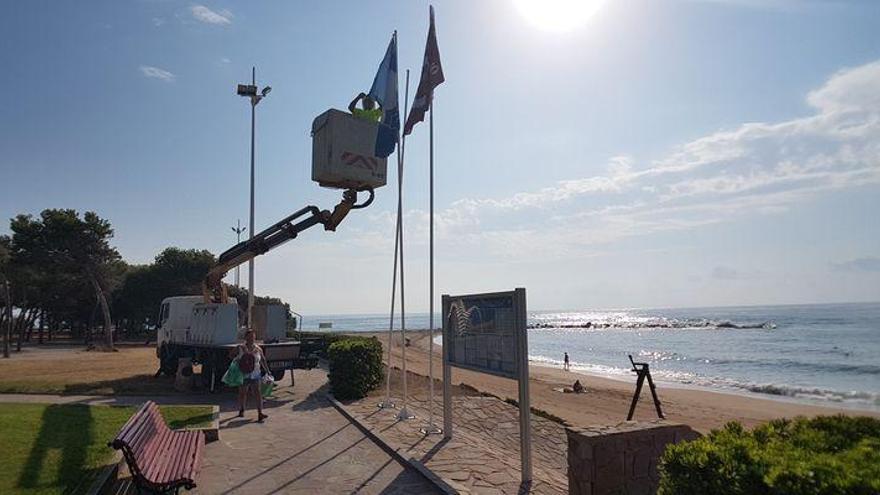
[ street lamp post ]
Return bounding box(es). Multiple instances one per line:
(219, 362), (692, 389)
(237, 67), (271, 328)
(231, 219), (246, 288)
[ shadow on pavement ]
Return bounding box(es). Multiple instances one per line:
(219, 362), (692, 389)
(290, 382), (332, 412)
(218, 422), (354, 494)
(263, 435), (370, 495)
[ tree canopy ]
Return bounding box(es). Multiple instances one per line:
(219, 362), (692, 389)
(2, 209), (294, 350)
(8, 209), (123, 349)
(114, 248), (216, 332)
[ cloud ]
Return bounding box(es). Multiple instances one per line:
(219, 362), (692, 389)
(710, 266), (763, 280)
(139, 65), (175, 82)
(832, 257), (880, 272)
(327, 60), (880, 266)
(190, 5), (232, 25)
(393, 59), (880, 260)
(152, 17), (166, 27)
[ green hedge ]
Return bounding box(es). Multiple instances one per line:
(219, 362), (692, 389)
(295, 331), (375, 358)
(327, 337), (384, 401)
(658, 415), (880, 495)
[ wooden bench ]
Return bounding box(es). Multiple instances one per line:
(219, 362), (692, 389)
(108, 401), (204, 494)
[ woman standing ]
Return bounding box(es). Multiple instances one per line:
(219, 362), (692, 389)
(236, 329), (270, 422)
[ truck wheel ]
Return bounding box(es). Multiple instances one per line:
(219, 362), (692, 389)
(212, 356), (232, 393)
(272, 369), (286, 381)
(158, 345), (178, 376)
(201, 360), (215, 390)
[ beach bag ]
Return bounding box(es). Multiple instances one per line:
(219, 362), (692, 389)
(260, 375), (275, 398)
(222, 360), (244, 387)
(239, 352), (256, 374)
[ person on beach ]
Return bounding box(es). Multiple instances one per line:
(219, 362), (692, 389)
(236, 330), (270, 422)
(563, 352), (570, 371)
(573, 379), (585, 394)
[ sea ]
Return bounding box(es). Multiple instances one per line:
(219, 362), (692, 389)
(303, 302), (880, 411)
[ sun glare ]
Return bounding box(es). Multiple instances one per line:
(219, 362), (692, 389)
(514, 0), (607, 32)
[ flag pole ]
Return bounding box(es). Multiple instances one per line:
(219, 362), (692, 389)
(397, 69), (414, 421)
(379, 176), (400, 410)
(379, 32), (400, 411)
(422, 98), (441, 435)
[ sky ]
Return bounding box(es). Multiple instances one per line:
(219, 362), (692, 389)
(1, 0), (879, 314)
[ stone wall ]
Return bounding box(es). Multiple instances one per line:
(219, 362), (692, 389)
(567, 421), (700, 495)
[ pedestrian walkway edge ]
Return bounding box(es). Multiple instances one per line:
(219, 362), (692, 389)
(327, 394), (459, 495)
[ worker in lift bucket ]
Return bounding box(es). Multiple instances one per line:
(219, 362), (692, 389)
(236, 329), (270, 422)
(348, 92), (382, 123)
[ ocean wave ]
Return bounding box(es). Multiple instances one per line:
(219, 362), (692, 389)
(743, 384), (878, 404)
(689, 356), (880, 375)
(528, 319), (775, 331)
(529, 354), (632, 377)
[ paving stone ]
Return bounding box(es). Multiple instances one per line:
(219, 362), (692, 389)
(189, 369), (438, 494)
(340, 388), (569, 494)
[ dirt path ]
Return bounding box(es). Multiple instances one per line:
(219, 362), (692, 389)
(0, 344), (169, 395)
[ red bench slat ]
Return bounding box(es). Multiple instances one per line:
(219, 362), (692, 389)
(142, 431), (177, 482)
(124, 411), (157, 455)
(157, 431), (185, 484)
(171, 433), (198, 480)
(114, 405), (151, 447)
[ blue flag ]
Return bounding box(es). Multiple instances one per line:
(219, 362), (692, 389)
(368, 33), (399, 158)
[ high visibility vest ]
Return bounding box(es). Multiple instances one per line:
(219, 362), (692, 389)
(352, 108), (382, 123)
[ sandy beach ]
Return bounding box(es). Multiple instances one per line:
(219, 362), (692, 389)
(367, 330), (880, 433)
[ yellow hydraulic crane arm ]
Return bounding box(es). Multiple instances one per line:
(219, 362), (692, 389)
(202, 188), (373, 304)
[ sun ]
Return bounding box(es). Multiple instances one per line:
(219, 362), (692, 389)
(514, 0), (607, 32)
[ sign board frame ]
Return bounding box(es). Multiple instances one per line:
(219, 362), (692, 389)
(442, 289), (521, 379)
(441, 288), (531, 483)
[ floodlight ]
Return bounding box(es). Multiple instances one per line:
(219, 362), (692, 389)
(261, 86), (272, 97)
(237, 84), (257, 97)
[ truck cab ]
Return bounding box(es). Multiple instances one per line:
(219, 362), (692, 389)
(157, 296), (209, 350)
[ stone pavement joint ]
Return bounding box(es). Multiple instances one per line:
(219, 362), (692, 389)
(328, 393), (461, 495)
(337, 389), (569, 495)
(192, 370), (440, 494)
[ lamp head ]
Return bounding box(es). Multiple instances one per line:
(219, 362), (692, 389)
(261, 86), (272, 97)
(237, 84), (257, 97)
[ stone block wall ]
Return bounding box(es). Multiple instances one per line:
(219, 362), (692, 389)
(567, 421), (700, 495)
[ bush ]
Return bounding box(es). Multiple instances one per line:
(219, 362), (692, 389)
(297, 331), (375, 358)
(658, 415), (880, 495)
(327, 337), (384, 401)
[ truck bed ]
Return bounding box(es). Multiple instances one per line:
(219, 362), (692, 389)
(166, 340), (301, 349)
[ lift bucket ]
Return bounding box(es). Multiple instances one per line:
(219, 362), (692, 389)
(311, 109), (388, 190)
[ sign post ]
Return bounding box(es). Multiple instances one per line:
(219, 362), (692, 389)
(441, 288), (531, 484)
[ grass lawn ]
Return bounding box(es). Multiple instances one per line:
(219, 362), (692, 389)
(0, 403), (213, 495)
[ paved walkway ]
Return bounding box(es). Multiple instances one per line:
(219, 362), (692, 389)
(1, 370), (440, 494)
(341, 380), (569, 495)
(195, 371), (437, 494)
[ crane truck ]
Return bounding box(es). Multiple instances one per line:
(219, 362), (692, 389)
(155, 108), (388, 392)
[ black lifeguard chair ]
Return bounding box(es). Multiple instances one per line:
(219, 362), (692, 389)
(626, 354), (665, 421)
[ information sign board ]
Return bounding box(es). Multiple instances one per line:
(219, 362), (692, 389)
(441, 288), (531, 482)
(442, 290), (524, 379)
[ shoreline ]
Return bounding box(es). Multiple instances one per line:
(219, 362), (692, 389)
(408, 328), (879, 414)
(363, 329), (880, 432)
(528, 360), (880, 415)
